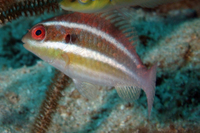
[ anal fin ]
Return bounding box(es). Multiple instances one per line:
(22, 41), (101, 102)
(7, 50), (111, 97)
(73, 79), (100, 100)
(115, 86), (141, 102)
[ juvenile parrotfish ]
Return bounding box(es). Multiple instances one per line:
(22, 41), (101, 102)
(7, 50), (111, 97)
(60, 0), (180, 13)
(22, 11), (157, 117)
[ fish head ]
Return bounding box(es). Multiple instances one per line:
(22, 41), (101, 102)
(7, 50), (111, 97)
(59, 0), (111, 13)
(22, 23), (71, 65)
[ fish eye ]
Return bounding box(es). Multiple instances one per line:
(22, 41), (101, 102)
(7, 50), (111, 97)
(31, 25), (45, 40)
(78, 0), (90, 4)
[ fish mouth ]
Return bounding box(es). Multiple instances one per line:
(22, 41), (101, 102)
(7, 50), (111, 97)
(22, 37), (28, 49)
(22, 34), (28, 44)
(22, 37), (31, 51)
(22, 36), (26, 44)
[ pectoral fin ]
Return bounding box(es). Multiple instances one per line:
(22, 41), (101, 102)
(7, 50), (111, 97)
(115, 86), (141, 102)
(61, 53), (69, 67)
(73, 79), (100, 100)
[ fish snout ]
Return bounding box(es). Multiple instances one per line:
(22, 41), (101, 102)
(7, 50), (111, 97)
(22, 31), (31, 44)
(22, 35), (27, 44)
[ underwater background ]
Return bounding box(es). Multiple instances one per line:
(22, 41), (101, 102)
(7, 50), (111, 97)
(0, 0), (200, 132)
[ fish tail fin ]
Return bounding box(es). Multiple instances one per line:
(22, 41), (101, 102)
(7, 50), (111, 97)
(142, 63), (157, 118)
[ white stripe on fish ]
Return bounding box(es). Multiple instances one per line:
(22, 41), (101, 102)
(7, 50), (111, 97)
(27, 39), (138, 80)
(42, 21), (140, 65)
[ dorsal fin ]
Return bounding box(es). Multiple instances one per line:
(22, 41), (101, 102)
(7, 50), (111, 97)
(98, 9), (143, 65)
(100, 9), (138, 47)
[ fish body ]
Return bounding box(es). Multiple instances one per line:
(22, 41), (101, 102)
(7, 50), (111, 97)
(22, 12), (157, 117)
(60, 0), (179, 13)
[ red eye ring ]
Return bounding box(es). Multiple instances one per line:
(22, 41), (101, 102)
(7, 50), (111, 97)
(31, 25), (46, 40)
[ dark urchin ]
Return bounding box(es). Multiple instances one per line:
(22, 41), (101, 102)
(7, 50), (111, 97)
(31, 70), (71, 133)
(0, 0), (62, 24)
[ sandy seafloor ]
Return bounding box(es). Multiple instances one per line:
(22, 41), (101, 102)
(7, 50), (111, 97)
(0, 4), (200, 133)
